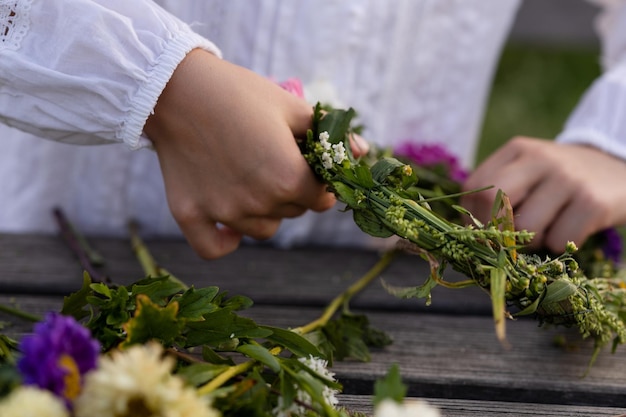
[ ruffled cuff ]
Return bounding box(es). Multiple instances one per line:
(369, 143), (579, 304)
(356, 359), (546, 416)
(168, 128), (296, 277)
(556, 64), (626, 161)
(121, 32), (221, 149)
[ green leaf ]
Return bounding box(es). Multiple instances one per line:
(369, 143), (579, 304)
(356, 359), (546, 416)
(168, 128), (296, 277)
(201, 345), (235, 365)
(513, 292), (543, 317)
(176, 286), (220, 320)
(0, 335), (18, 364)
(373, 363), (407, 406)
(452, 205), (484, 228)
(382, 276), (438, 305)
(302, 330), (336, 365)
(542, 279), (578, 305)
(322, 313), (387, 362)
(490, 262), (508, 346)
(354, 163), (375, 187)
(0, 363), (22, 397)
(236, 344), (281, 372)
(131, 276), (187, 304)
(353, 210), (394, 238)
(184, 309), (272, 347)
(90, 282), (112, 299)
(121, 294), (180, 347)
(220, 295), (254, 311)
(61, 271), (93, 320)
(316, 107), (356, 144)
(279, 370), (297, 411)
(176, 362), (229, 386)
(370, 158), (405, 182)
(262, 326), (322, 358)
(331, 181), (360, 207)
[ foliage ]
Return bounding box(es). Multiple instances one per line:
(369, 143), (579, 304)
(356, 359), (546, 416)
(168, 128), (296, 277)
(302, 103), (626, 367)
(0, 228), (403, 416)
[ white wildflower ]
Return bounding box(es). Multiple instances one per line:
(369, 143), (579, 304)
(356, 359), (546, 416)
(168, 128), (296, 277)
(273, 355), (339, 417)
(319, 131), (332, 150)
(0, 386), (69, 417)
(332, 142), (347, 164)
(375, 398), (441, 417)
(321, 152), (334, 169)
(74, 343), (219, 417)
(303, 79), (348, 109)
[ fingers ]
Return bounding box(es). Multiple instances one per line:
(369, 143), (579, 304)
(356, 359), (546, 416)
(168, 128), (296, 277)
(181, 221), (243, 260)
(512, 176), (570, 249)
(461, 138), (624, 254)
(349, 133), (370, 158)
(292, 175), (336, 212)
(182, 216), (286, 260)
(283, 92), (315, 137)
(541, 190), (611, 253)
(462, 137), (550, 224)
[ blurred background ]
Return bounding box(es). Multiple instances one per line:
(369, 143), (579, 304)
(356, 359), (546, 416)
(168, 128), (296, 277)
(477, 0), (601, 164)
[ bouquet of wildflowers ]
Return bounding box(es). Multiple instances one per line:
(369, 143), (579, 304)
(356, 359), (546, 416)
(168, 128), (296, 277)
(0, 220), (442, 417)
(302, 103), (626, 365)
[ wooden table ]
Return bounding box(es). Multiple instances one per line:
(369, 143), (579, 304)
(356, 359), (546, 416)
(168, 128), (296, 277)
(1, 233), (626, 417)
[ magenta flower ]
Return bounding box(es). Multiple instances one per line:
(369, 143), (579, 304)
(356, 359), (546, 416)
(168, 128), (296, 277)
(394, 141), (468, 183)
(18, 312), (100, 405)
(277, 77), (305, 99)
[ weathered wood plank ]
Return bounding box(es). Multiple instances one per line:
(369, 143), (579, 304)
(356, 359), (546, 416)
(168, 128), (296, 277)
(2, 295), (626, 411)
(339, 395), (626, 417)
(0, 234), (491, 314)
(241, 307), (626, 408)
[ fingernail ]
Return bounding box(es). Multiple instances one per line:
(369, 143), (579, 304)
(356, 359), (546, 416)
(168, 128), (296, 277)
(352, 134), (370, 154)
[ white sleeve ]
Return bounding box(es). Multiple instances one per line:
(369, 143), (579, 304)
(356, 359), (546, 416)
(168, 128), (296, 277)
(0, 0), (221, 149)
(555, 0), (626, 160)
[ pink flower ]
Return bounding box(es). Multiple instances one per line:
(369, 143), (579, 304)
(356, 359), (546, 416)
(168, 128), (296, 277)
(277, 77), (305, 99)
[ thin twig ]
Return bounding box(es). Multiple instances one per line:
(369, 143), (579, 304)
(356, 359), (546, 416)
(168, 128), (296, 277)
(52, 207), (109, 283)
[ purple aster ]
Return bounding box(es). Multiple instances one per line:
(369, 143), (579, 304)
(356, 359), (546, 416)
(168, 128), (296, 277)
(18, 312), (100, 404)
(600, 228), (623, 263)
(394, 141), (469, 182)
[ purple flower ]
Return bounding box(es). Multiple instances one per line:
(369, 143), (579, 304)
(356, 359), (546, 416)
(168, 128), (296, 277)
(18, 312), (100, 404)
(394, 141), (468, 182)
(600, 228), (623, 263)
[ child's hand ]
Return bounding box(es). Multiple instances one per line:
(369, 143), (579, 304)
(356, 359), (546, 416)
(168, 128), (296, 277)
(145, 49), (335, 259)
(460, 136), (626, 253)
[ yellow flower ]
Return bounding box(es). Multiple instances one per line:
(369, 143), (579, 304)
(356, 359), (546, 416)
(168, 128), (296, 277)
(74, 343), (219, 417)
(0, 386), (69, 417)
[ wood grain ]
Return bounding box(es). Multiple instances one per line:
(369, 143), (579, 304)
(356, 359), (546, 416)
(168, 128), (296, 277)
(2, 234), (626, 416)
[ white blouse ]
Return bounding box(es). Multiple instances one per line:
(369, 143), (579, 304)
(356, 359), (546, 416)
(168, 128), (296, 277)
(0, 0), (623, 248)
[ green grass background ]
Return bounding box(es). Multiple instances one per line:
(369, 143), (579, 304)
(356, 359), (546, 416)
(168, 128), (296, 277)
(476, 43), (601, 164)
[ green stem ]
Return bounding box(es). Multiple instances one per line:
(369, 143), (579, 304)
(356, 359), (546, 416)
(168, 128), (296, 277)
(293, 249), (397, 335)
(197, 360), (253, 396)
(0, 304), (41, 323)
(196, 252), (396, 397)
(128, 220), (188, 290)
(197, 346), (281, 396)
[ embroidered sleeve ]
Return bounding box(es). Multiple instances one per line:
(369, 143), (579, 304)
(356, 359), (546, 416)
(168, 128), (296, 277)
(0, 0), (32, 51)
(0, 0), (220, 148)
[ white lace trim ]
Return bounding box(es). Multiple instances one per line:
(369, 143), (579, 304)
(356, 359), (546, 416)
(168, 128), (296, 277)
(0, 0), (33, 51)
